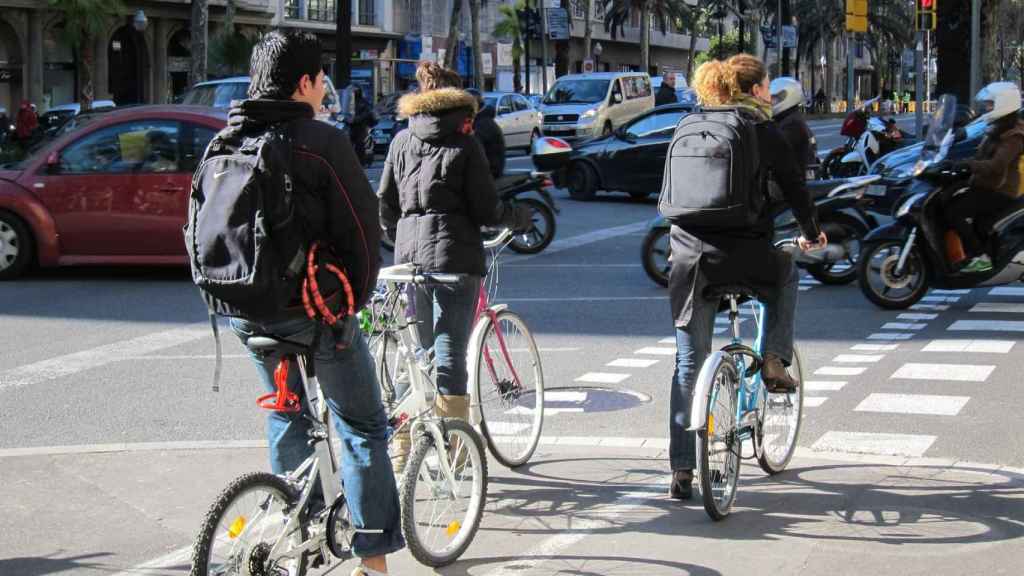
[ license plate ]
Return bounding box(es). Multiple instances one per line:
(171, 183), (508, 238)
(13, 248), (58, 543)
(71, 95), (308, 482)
(866, 184), (888, 197)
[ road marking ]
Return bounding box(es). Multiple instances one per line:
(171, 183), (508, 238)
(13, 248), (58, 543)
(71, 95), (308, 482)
(814, 366), (867, 376)
(949, 319), (1024, 332)
(868, 332), (915, 340)
(635, 347), (677, 356)
(803, 397), (829, 407)
(606, 358), (660, 368)
(852, 343), (900, 351)
(799, 278), (821, 285)
(513, 220), (650, 260)
(575, 372), (631, 384)
(804, 381), (847, 391)
(930, 289), (971, 294)
(882, 322), (928, 330)
(898, 313), (939, 321)
(112, 546), (194, 576)
(484, 421), (533, 435)
(504, 296), (670, 302)
(832, 354), (884, 363)
(970, 302), (1024, 314)
(129, 354), (249, 360)
(799, 286), (812, 292)
(812, 431), (937, 458)
(854, 393), (970, 416)
(891, 362), (995, 382)
(504, 263), (642, 268)
(989, 286), (1024, 296)
(0, 324), (209, 392)
(546, 391), (589, 402)
(922, 295), (960, 302)
(922, 339), (1015, 354)
(658, 337), (676, 344)
(911, 303), (950, 311)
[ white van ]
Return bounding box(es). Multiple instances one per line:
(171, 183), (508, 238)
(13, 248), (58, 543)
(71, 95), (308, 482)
(541, 72), (655, 142)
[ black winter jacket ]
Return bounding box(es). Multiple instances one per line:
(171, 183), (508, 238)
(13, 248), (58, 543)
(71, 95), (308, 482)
(212, 99), (381, 312)
(378, 88), (510, 276)
(668, 110), (820, 327)
(774, 107), (817, 175)
(474, 106), (506, 179)
(655, 83), (677, 106)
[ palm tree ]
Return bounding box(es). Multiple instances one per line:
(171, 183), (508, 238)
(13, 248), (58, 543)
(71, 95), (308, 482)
(469, 0), (483, 87)
(494, 1), (526, 92)
(603, 0), (689, 73)
(47, 0), (124, 110)
(210, 0), (259, 77)
(191, 0), (209, 86)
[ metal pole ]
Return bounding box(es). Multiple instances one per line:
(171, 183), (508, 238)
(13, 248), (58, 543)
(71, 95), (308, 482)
(925, 30), (931, 113)
(776, 0), (782, 74)
(847, 33), (855, 111)
(540, 0), (550, 94)
(970, 0), (981, 100)
(915, 33), (924, 137)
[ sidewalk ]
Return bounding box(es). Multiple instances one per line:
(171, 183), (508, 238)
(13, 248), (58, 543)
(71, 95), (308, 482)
(2, 441), (1023, 576)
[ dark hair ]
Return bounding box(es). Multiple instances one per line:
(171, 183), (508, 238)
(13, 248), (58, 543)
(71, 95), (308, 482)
(248, 30), (323, 100)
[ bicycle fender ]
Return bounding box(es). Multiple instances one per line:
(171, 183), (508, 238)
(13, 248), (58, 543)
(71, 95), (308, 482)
(687, 351), (731, 432)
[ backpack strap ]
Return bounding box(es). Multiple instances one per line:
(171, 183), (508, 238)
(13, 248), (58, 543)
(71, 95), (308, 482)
(209, 311), (223, 392)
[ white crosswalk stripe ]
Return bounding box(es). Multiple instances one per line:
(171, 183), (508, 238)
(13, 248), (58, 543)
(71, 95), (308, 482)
(815, 366), (868, 376)
(949, 319), (1024, 332)
(922, 339), (1015, 354)
(989, 286), (1024, 296)
(910, 303), (950, 311)
(970, 302), (1024, 314)
(812, 431), (937, 458)
(882, 322), (928, 330)
(832, 354), (884, 363)
(803, 397), (829, 407)
(891, 362), (995, 382)
(803, 381), (847, 391)
(606, 358), (660, 368)
(576, 372), (630, 384)
(868, 332), (915, 340)
(635, 347), (676, 356)
(852, 343), (900, 351)
(898, 313), (938, 321)
(854, 393), (970, 416)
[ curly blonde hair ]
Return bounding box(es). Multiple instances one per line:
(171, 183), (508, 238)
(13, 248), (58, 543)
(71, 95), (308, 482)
(415, 61), (464, 91)
(692, 53), (767, 106)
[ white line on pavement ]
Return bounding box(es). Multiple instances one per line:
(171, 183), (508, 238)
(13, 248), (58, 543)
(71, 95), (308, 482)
(832, 354), (884, 363)
(854, 393), (971, 416)
(811, 431), (937, 458)
(989, 286), (1024, 296)
(634, 347), (677, 356)
(658, 337), (676, 344)
(512, 220), (650, 261)
(910, 304), (950, 311)
(575, 372), (631, 384)
(882, 322), (928, 330)
(0, 324), (209, 392)
(803, 397), (829, 407)
(970, 302), (1024, 314)
(815, 366), (868, 376)
(922, 339), (1015, 354)
(949, 319), (1024, 332)
(868, 332), (915, 340)
(852, 343), (900, 351)
(606, 358), (660, 368)
(111, 546), (193, 576)
(929, 289), (971, 295)
(803, 381), (847, 391)
(891, 362), (995, 382)
(898, 313), (939, 321)
(922, 295), (961, 303)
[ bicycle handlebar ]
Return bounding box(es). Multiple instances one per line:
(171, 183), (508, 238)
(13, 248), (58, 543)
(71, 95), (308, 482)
(482, 228), (514, 250)
(378, 263), (463, 285)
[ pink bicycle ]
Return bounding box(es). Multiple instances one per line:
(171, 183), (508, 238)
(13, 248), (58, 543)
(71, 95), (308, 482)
(369, 228), (545, 469)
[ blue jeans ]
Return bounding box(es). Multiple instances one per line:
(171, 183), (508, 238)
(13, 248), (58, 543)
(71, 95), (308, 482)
(669, 262), (799, 471)
(230, 316), (405, 558)
(414, 275), (481, 396)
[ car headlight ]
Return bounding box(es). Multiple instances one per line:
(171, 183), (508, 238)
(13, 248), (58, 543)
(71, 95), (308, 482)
(579, 108), (597, 122)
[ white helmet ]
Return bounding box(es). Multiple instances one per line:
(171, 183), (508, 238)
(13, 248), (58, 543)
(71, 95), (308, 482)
(770, 77), (804, 116)
(974, 82), (1022, 124)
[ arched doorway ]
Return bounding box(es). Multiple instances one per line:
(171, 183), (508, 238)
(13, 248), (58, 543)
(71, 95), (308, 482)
(0, 18), (24, 115)
(167, 29), (191, 102)
(108, 25), (148, 104)
(43, 23), (76, 108)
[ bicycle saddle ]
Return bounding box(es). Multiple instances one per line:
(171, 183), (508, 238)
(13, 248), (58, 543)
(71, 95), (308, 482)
(245, 336), (311, 356)
(703, 284), (758, 301)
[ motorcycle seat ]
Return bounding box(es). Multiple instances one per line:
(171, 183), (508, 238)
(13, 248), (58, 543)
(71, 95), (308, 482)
(494, 173), (532, 191)
(979, 197), (1024, 235)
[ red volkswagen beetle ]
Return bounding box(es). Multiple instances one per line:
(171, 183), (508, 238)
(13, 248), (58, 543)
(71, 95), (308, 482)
(0, 106), (226, 279)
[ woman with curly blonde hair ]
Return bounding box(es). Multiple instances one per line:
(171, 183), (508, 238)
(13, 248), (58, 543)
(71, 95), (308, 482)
(665, 54), (828, 500)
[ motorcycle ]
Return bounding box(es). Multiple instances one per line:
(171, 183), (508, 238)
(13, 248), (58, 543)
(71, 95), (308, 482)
(857, 94), (1024, 309)
(821, 97), (916, 178)
(641, 175), (884, 287)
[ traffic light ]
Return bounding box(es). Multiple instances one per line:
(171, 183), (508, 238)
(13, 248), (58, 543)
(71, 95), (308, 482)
(516, 7), (542, 39)
(845, 0), (868, 33)
(916, 0), (937, 31)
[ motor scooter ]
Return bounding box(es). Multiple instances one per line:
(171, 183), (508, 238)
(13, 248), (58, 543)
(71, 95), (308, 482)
(857, 94), (1024, 309)
(821, 97), (915, 178)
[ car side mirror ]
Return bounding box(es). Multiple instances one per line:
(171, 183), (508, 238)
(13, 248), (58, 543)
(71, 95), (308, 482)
(612, 93), (623, 104)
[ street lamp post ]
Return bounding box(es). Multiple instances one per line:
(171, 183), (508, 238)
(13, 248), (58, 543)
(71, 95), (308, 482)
(133, 9), (148, 32)
(820, 54), (827, 113)
(593, 41), (603, 72)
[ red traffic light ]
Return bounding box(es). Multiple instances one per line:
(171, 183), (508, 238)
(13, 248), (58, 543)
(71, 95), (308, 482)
(920, 0), (934, 9)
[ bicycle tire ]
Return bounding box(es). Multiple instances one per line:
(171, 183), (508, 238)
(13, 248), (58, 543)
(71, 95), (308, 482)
(190, 472), (308, 576)
(475, 310), (545, 468)
(697, 358), (741, 521)
(373, 331), (406, 410)
(756, 346), (805, 475)
(508, 198), (556, 254)
(400, 418), (488, 567)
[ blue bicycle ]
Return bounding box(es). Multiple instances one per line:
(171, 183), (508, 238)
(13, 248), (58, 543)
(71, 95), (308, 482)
(687, 281), (805, 520)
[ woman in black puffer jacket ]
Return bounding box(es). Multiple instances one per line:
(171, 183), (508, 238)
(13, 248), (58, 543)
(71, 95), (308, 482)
(378, 63), (527, 470)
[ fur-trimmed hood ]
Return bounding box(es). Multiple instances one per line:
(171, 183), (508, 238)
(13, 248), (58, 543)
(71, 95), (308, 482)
(398, 88), (479, 143)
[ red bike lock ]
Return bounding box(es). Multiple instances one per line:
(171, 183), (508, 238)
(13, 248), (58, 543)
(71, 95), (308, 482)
(256, 356), (301, 413)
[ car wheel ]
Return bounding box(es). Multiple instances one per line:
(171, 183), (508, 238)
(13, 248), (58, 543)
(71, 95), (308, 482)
(0, 211), (34, 280)
(601, 122), (613, 137)
(567, 162), (598, 201)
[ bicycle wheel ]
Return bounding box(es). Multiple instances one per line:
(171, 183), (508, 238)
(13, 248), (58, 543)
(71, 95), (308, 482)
(190, 472), (307, 576)
(373, 332), (408, 411)
(475, 310), (544, 468)
(697, 358), (741, 521)
(400, 418), (488, 567)
(757, 346), (805, 474)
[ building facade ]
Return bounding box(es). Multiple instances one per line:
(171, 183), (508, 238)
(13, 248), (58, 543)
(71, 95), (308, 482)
(0, 0), (707, 114)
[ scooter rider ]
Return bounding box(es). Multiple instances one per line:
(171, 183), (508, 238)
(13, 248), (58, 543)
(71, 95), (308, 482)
(770, 77), (817, 177)
(466, 88), (506, 179)
(946, 82), (1024, 273)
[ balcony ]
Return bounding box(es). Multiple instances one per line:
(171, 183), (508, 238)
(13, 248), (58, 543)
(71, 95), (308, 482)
(284, 0), (376, 26)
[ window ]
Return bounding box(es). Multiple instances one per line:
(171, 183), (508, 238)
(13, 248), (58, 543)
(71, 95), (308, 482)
(630, 10), (640, 28)
(181, 123), (218, 173)
(593, 0), (605, 21)
(59, 120), (180, 174)
(513, 95), (531, 111)
(498, 95), (513, 113)
(359, 0), (375, 25)
(181, 81), (249, 108)
(625, 110), (685, 139)
(572, 0), (585, 19)
(543, 79), (610, 104)
(409, 0), (422, 32)
(307, 0), (336, 22)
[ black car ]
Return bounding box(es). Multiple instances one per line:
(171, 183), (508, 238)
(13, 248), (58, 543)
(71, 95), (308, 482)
(558, 103), (694, 200)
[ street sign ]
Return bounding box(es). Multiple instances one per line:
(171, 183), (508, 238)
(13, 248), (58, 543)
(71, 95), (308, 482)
(546, 8), (570, 40)
(583, 59), (594, 73)
(483, 53), (493, 75)
(781, 25), (798, 49)
(497, 43), (513, 67)
(846, 0), (868, 33)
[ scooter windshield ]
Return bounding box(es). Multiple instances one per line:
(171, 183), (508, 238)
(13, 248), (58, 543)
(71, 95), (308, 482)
(919, 94), (957, 166)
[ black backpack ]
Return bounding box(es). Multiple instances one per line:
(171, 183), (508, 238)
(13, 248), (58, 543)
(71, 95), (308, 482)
(184, 126), (308, 321)
(658, 108), (765, 229)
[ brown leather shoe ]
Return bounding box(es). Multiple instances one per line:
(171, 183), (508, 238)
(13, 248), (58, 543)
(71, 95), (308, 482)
(762, 354), (798, 393)
(669, 469), (693, 500)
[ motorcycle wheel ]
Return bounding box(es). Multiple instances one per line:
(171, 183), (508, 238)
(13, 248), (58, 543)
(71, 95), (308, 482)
(641, 225), (671, 287)
(857, 240), (929, 309)
(509, 198), (556, 254)
(805, 213), (869, 285)
(820, 148), (850, 179)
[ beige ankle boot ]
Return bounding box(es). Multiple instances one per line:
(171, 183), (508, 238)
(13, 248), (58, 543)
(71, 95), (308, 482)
(435, 394), (471, 469)
(391, 427), (412, 476)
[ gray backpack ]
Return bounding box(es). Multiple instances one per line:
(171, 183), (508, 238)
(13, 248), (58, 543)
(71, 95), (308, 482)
(658, 108), (765, 229)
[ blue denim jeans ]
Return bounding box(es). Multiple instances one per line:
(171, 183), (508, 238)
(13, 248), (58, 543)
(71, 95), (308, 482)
(230, 316), (405, 558)
(414, 275), (481, 396)
(669, 262), (799, 471)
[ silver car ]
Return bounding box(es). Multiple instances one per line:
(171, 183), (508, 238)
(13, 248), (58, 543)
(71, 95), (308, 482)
(482, 92), (543, 152)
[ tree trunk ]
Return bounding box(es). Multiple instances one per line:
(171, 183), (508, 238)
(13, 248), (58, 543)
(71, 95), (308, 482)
(781, 0), (791, 75)
(686, 10), (699, 83)
(583, 0), (592, 59)
(934, 0), (971, 103)
(555, 0), (570, 76)
(513, 39), (523, 93)
(826, 35), (835, 111)
(79, 41), (94, 111)
(190, 0), (209, 85)
(641, 0), (651, 73)
(445, 0), (464, 70)
(336, 0), (352, 87)
(469, 0), (483, 87)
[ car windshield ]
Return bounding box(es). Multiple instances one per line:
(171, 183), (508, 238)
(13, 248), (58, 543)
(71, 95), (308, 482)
(181, 82), (250, 108)
(543, 79), (609, 105)
(1, 113), (101, 170)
